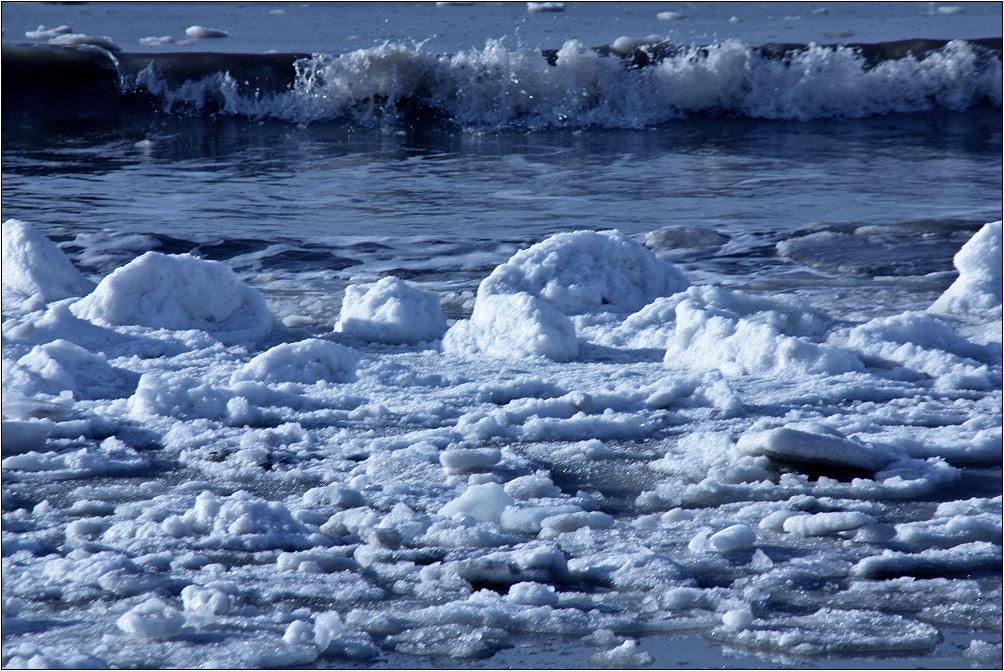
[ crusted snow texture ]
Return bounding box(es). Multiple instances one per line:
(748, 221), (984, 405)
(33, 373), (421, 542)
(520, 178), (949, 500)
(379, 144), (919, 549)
(336, 276), (447, 344)
(477, 229), (689, 315)
(70, 251), (274, 343)
(930, 221), (1002, 315)
(2, 219), (95, 314)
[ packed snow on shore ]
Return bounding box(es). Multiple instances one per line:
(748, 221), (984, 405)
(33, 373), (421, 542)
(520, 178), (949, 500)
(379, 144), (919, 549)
(2, 219), (1001, 668)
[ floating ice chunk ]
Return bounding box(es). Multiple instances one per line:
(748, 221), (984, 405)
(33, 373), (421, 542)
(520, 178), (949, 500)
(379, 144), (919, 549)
(389, 623), (509, 657)
(443, 292), (578, 361)
(721, 607), (754, 631)
(448, 542), (570, 587)
(231, 338), (359, 384)
(25, 24), (73, 39)
(185, 25), (229, 38)
(662, 586), (712, 610)
(589, 639), (654, 668)
(439, 482), (513, 523)
(657, 11), (685, 21)
(116, 597), (185, 640)
(507, 581), (560, 606)
(336, 276), (447, 344)
(503, 472), (562, 500)
(440, 446), (501, 473)
(284, 619), (316, 645)
(737, 423), (894, 477)
(181, 585), (231, 624)
(527, 2), (564, 13)
(930, 221), (1002, 315)
(782, 512), (877, 536)
(711, 608), (940, 656)
(302, 483), (366, 509)
(314, 611), (378, 658)
(478, 230), (688, 315)
(539, 510), (614, 538)
(851, 541), (1003, 579)
(139, 35), (174, 47)
(48, 33), (120, 51)
(71, 252), (274, 343)
(164, 490), (316, 551)
(2, 219), (95, 314)
(706, 524), (757, 552)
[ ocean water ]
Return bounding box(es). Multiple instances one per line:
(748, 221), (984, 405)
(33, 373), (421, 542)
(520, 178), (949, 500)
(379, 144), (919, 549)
(2, 2), (1002, 669)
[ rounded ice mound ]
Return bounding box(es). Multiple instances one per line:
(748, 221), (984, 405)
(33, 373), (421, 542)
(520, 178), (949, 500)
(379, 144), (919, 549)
(231, 338), (359, 384)
(478, 230), (689, 315)
(930, 221), (1002, 315)
(2, 219), (95, 314)
(70, 252), (274, 343)
(442, 292), (578, 361)
(737, 423), (895, 477)
(335, 276), (447, 344)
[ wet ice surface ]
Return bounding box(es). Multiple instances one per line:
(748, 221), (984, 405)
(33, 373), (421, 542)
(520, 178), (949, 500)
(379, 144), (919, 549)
(2, 218), (1001, 669)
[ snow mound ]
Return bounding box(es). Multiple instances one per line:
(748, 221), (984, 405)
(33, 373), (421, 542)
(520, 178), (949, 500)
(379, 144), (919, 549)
(70, 252), (274, 343)
(4, 339), (138, 400)
(443, 292), (578, 361)
(231, 338), (359, 384)
(2, 219), (94, 314)
(478, 230), (688, 315)
(930, 221), (1002, 315)
(664, 298), (862, 376)
(336, 276), (447, 344)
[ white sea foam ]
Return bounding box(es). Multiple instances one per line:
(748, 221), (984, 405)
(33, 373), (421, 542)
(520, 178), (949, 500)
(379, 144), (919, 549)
(127, 39), (1002, 128)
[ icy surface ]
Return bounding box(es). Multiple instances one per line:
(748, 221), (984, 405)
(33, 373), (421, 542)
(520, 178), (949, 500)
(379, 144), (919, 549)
(1, 223), (1000, 668)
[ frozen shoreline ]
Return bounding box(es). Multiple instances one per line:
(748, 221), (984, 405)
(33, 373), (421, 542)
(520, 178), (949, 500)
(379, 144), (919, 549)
(3, 218), (1000, 668)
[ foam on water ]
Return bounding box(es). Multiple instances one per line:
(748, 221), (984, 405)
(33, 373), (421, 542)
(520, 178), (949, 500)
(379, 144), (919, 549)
(118, 38), (1001, 129)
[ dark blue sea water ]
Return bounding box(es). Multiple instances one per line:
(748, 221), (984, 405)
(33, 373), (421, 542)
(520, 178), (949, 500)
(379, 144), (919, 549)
(2, 3), (1002, 669)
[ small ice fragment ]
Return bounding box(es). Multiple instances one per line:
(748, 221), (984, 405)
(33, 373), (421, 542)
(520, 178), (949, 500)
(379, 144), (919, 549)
(657, 11), (684, 20)
(782, 511), (877, 537)
(26, 24), (73, 39)
(721, 607), (754, 631)
(589, 639), (654, 668)
(139, 36), (174, 47)
(440, 447), (501, 473)
(707, 524), (757, 552)
(185, 25), (229, 38)
(284, 619), (316, 646)
(507, 581), (559, 606)
(48, 34), (120, 51)
(612, 36), (641, 54)
(438, 482), (513, 523)
(810, 8), (830, 14)
(116, 597), (185, 640)
(728, 15), (741, 24)
(527, 2), (565, 13)
(937, 5), (964, 14)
